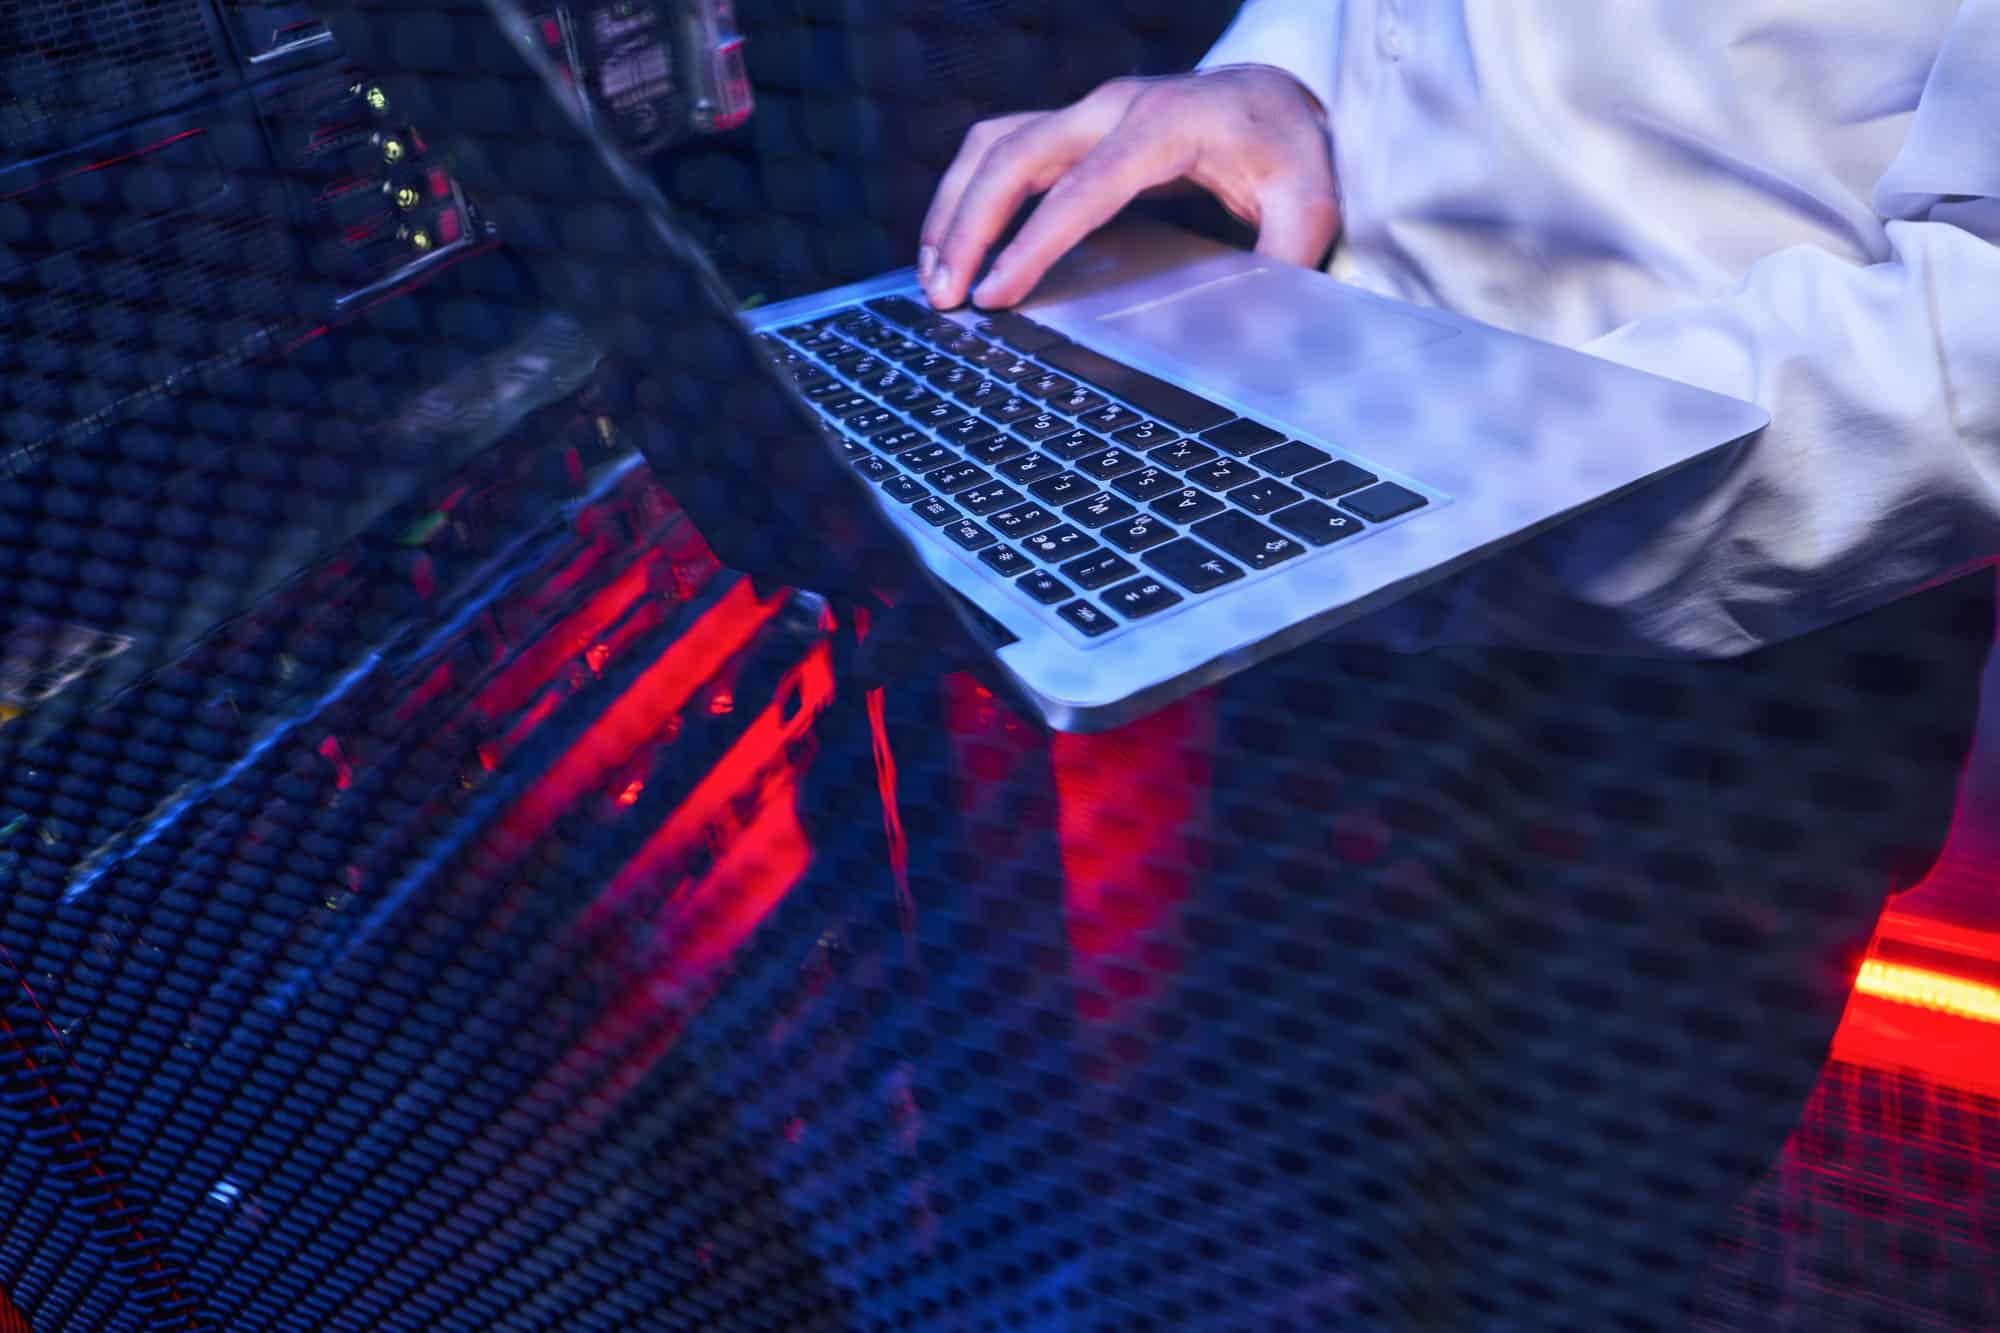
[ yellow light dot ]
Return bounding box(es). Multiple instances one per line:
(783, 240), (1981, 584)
(382, 138), (405, 163)
(365, 86), (389, 113)
(410, 230), (433, 252)
(395, 186), (420, 209)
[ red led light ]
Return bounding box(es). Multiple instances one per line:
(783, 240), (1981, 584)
(617, 780), (644, 807)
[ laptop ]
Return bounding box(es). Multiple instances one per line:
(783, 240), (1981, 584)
(323, 0), (1771, 734)
(742, 229), (1767, 729)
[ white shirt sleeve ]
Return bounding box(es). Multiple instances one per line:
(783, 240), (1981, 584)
(1347, 0), (2000, 658)
(1195, 0), (1342, 122)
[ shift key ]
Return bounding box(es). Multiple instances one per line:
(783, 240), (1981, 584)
(1191, 511), (1305, 569)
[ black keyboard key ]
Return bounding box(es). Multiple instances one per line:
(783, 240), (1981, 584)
(1020, 524), (1097, 564)
(1045, 428), (1106, 461)
(981, 546), (1034, 577)
(836, 436), (868, 459)
(1079, 403), (1147, 433)
(964, 343), (1018, 370)
(964, 435), (1031, 467)
(1023, 371), (1076, 400)
(912, 496), (961, 525)
(1038, 342), (1235, 433)
(959, 481), (1025, 515)
(1185, 458), (1258, 492)
(1150, 437), (1218, 469)
(1151, 487), (1226, 523)
(1103, 514), (1176, 553)
(1230, 477), (1303, 515)
(1200, 419), (1285, 455)
(1191, 511), (1306, 569)
(944, 332), (997, 360)
(789, 366), (833, 393)
(959, 378), (1009, 410)
(846, 355), (888, 381)
(855, 456), (897, 481)
(881, 475), (928, 502)
(1014, 413), (1073, 443)
(872, 426), (929, 454)
(1065, 491), (1137, 528)
(1029, 471), (1094, 504)
(912, 400), (970, 430)
(1017, 570), (1072, 605)
(865, 295), (931, 328)
(822, 343), (869, 370)
(1113, 421), (1178, 450)
(1112, 466), (1181, 502)
(853, 367), (907, 397)
(848, 409), (899, 435)
(942, 518), (997, 551)
(941, 416), (1001, 448)
(990, 356), (1041, 384)
(1057, 600), (1117, 637)
(1272, 500), (1366, 546)
(848, 325), (901, 354)
(1103, 575), (1185, 620)
(1340, 482), (1429, 522)
(906, 351), (953, 377)
(889, 340), (942, 367)
(990, 502), (1061, 538)
(1250, 440), (1333, 477)
(1294, 460), (1377, 499)
(984, 395), (1040, 425)
(1077, 447), (1145, 482)
(1051, 386), (1108, 417)
(883, 376), (937, 406)
(1061, 551), (1138, 590)
(900, 444), (957, 471)
(980, 312), (1069, 355)
(927, 462), (992, 493)
(1144, 539), (1246, 593)
(825, 394), (882, 420)
(998, 453), (1065, 486)
(927, 364), (982, 394)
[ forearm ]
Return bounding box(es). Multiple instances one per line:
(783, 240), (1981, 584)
(1352, 206), (2000, 657)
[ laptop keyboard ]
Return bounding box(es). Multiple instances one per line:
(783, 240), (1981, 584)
(757, 294), (1432, 643)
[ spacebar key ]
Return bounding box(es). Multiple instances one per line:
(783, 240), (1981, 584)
(1037, 343), (1236, 434)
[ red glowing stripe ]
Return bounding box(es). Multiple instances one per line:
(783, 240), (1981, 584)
(0, 129), (205, 204)
(0, 1284), (31, 1332)
(489, 578), (782, 857)
(582, 640), (834, 950)
(472, 553), (651, 720)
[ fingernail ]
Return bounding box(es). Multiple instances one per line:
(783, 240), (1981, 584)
(917, 244), (938, 284)
(926, 262), (953, 307)
(971, 269), (1003, 308)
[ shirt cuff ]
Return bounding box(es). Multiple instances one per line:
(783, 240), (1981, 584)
(1195, 1), (1342, 126)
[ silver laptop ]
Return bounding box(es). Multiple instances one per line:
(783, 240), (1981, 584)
(745, 218), (1767, 732)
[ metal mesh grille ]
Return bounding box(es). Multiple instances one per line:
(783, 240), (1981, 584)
(0, 2), (226, 141)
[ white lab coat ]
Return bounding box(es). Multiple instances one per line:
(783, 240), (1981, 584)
(1199, 0), (2000, 656)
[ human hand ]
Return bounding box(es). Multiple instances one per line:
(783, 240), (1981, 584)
(918, 65), (1340, 311)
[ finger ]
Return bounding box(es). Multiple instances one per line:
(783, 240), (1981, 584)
(918, 112), (1038, 290)
(1249, 173), (1341, 270)
(928, 109), (1102, 309)
(970, 112), (1194, 309)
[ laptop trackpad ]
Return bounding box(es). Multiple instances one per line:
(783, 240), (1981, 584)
(1096, 266), (1458, 397)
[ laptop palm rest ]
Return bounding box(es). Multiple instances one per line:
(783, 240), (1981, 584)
(1094, 265), (1459, 395)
